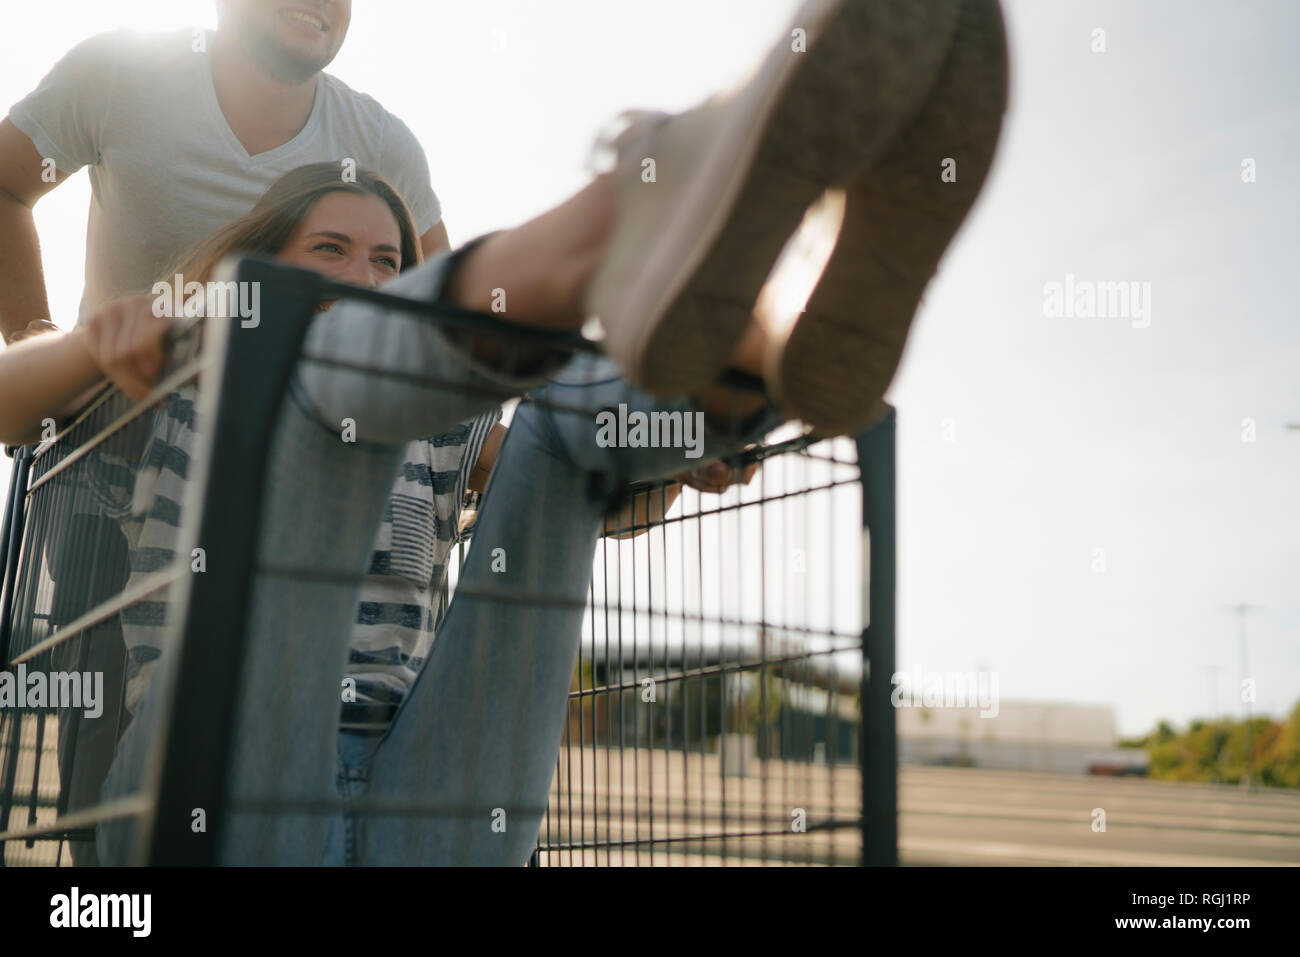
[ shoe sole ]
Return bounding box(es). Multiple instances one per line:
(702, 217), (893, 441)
(586, 0), (966, 399)
(769, 0), (1010, 435)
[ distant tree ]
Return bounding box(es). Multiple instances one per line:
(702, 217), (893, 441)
(1134, 703), (1299, 789)
(1259, 702), (1300, 788)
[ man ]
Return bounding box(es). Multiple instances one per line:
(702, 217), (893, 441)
(0, 0), (448, 344)
(0, 0), (447, 866)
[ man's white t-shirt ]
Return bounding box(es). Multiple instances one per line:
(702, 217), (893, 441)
(10, 27), (441, 321)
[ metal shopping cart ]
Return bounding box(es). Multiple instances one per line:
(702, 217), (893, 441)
(0, 258), (897, 866)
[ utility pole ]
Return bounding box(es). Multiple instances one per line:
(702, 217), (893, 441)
(1198, 664), (1224, 782)
(1230, 603), (1260, 790)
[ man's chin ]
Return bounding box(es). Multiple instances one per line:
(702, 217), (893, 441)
(268, 50), (333, 84)
(248, 33), (338, 83)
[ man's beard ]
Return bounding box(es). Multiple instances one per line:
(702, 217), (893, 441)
(244, 26), (338, 84)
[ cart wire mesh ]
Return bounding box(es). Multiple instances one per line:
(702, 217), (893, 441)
(0, 351), (205, 866)
(534, 434), (865, 866)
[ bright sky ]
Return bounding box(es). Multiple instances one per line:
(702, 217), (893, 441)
(2, 0), (1297, 737)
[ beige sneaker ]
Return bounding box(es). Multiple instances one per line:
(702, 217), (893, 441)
(765, 0), (1010, 436)
(584, 0), (968, 399)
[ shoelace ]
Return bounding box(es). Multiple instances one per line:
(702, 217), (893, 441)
(585, 108), (673, 176)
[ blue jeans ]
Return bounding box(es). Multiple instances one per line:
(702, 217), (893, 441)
(98, 246), (780, 866)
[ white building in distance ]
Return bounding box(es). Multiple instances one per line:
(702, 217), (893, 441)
(897, 700), (1119, 774)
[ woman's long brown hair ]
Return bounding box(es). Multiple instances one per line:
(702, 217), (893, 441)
(162, 162), (423, 286)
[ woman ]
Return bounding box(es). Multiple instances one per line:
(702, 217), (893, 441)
(0, 0), (1007, 862)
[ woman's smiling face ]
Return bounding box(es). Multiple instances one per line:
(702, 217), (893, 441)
(278, 190), (404, 310)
